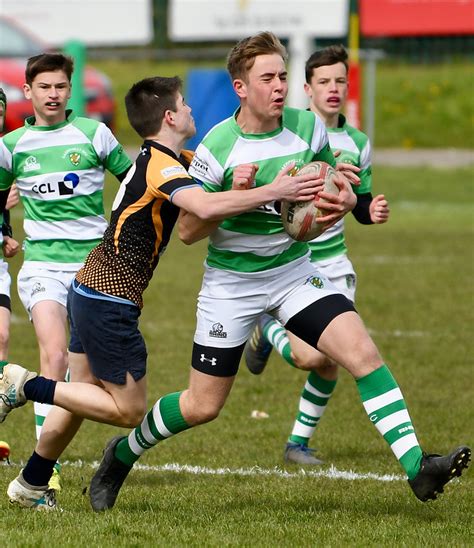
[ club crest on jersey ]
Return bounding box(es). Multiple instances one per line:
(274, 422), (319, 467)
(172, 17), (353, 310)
(69, 152), (81, 166)
(306, 276), (324, 289)
(281, 158), (305, 176)
(209, 322), (227, 339)
(23, 155), (41, 173)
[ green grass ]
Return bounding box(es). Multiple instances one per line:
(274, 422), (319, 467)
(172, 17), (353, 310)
(0, 165), (473, 546)
(89, 58), (474, 149)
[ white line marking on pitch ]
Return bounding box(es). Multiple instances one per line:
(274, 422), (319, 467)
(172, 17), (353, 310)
(3, 460), (403, 483)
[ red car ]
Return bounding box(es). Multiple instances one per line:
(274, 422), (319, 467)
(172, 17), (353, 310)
(0, 16), (116, 134)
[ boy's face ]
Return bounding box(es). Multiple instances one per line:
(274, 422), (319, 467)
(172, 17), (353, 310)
(172, 92), (196, 139)
(23, 70), (71, 126)
(304, 61), (348, 120)
(235, 53), (288, 124)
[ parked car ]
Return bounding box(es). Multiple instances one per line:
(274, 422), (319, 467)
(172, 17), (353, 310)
(0, 15), (116, 134)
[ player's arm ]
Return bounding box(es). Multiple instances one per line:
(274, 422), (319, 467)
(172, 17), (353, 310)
(178, 163), (260, 244)
(310, 121), (356, 224)
(175, 163), (324, 243)
(178, 210), (220, 244)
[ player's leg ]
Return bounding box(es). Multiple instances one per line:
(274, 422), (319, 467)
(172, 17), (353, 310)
(284, 333), (337, 464)
(283, 257), (355, 464)
(1, 285), (149, 426)
(0, 261), (12, 360)
(286, 297), (470, 500)
(0, 301), (11, 360)
(17, 269), (72, 441)
(89, 268), (257, 511)
(7, 352), (95, 509)
(89, 344), (242, 512)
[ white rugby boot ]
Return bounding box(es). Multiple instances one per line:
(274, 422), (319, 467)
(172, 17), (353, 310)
(7, 473), (57, 511)
(0, 361), (37, 423)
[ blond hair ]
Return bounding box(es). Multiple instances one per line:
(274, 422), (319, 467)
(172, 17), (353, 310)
(227, 31), (287, 81)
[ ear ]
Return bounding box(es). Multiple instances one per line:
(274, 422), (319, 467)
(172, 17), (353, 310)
(23, 83), (32, 100)
(164, 109), (175, 127)
(233, 78), (247, 100)
(303, 82), (312, 99)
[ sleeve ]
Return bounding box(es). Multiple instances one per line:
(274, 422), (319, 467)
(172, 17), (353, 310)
(188, 143), (224, 193)
(351, 192), (374, 225)
(147, 150), (200, 203)
(92, 123), (133, 176)
(310, 114), (337, 168)
(355, 139), (372, 195)
(0, 139), (15, 193)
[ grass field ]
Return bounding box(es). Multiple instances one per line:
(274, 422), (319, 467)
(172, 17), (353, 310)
(89, 59), (474, 149)
(0, 164), (473, 546)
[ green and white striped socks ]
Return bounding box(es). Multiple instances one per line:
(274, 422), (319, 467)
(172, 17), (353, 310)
(357, 365), (423, 479)
(288, 371), (337, 446)
(115, 392), (190, 467)
(263, 318), (295, 366)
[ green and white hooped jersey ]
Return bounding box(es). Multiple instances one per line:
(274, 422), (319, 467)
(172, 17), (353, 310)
(0, 111), (132, 270)
(189, 107), (335, 274)
(309, 114), (372, 261)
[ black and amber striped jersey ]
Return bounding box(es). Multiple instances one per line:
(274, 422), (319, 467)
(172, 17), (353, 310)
(76, 140), (199, 308)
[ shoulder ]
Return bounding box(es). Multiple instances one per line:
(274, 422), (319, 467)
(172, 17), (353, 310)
(343, 121), (370, 149)
(283, 106), (317, 127)
(1, 126), (28, 153)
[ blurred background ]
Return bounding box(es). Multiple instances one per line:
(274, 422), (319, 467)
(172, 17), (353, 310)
(1, 0), (473, 152)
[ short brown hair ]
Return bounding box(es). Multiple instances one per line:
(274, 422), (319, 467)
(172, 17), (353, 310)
(227, 31), (287, 81)
(125, 76), (182, 138)
(25, 53), (74, 85)
(305, 45), (348, 83)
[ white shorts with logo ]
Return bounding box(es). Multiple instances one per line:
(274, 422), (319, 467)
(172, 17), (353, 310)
(313, 254), (356, 303)
(18, 265), (78, 319)
(194, 256), (341, 348)
(0, 260), (11, 298)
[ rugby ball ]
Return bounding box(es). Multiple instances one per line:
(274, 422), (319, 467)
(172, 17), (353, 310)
(281, 161), (339, 241)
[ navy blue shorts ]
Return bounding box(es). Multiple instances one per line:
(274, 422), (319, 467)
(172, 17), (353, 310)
(67, 284), (147, 385)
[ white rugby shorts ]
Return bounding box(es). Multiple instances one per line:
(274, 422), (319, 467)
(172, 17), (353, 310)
(194, 256), (341, 348)
(312, 254), (357, 303)
(0, 260), (11, 299)
(18, 266), (77, 318)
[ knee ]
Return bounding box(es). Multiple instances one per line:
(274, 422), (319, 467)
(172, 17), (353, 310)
(41, 348), (69, 379)
(115, 404), (147, 429)
(187, 399), (222, 426)
(0, 326), (9, 357)
(293, 348), (327, 371)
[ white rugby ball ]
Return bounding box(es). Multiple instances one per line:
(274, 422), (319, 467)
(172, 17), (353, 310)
(281, 161), (339, 241)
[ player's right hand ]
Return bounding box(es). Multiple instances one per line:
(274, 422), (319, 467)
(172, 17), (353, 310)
(270, 162), (325, 203)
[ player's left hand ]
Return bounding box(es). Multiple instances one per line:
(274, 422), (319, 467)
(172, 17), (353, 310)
(2, 236), (20, 258)
(314, 173), (357, 229)
(369, 194), (390, 224)
(232, 164), (259, 190)
(335, 159), (360, 186)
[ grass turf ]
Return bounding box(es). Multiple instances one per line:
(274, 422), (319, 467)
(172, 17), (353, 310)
(0, 164), (472, 546)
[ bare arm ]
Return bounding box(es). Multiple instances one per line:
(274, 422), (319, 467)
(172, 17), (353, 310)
(178, 209), (221, 245)
(178, 163), (261, 245)
(175, 163), (325, 243)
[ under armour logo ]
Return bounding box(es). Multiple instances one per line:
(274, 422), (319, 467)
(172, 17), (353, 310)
(200, 354), (217, 366)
